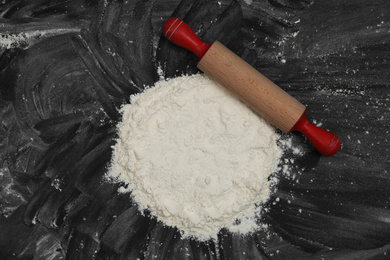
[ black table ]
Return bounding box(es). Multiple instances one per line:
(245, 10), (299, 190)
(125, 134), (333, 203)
(0, 0), (389, 259)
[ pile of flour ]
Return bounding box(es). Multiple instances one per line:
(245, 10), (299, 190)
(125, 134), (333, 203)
(107, 74), (282, 241)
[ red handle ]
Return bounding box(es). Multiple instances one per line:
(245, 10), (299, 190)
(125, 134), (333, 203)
(291, 112), (340, 156)
(162, 17), (211, 60)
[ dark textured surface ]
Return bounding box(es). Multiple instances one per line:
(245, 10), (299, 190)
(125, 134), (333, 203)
(0, 0), (389, 259)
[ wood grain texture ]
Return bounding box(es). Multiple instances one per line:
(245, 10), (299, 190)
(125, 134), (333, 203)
(198, 41), (305, 132)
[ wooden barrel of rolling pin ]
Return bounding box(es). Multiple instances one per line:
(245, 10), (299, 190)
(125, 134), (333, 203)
(198, 41), (305, 133)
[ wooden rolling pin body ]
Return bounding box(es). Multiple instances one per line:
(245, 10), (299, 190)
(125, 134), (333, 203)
(162, 17), (340, 156)
(199, 42), (305, 133)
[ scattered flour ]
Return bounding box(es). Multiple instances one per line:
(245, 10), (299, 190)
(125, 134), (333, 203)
(243, 0), (253, 5)
(0, 29), (79, 49)
(107, 74), (283, 241)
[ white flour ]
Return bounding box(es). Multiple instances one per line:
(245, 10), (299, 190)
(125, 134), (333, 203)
(0, 29), (79, 49)
(107, 74), (282, 241)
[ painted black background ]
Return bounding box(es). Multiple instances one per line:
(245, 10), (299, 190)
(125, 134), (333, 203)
(0, 0), (389, 259)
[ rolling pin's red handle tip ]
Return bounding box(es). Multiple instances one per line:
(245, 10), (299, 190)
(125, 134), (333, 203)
(162, 17), (211, 60)
(291, 112), (340, 156)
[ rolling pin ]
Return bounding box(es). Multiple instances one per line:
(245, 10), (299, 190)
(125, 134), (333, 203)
(162, 17), (340, 156)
